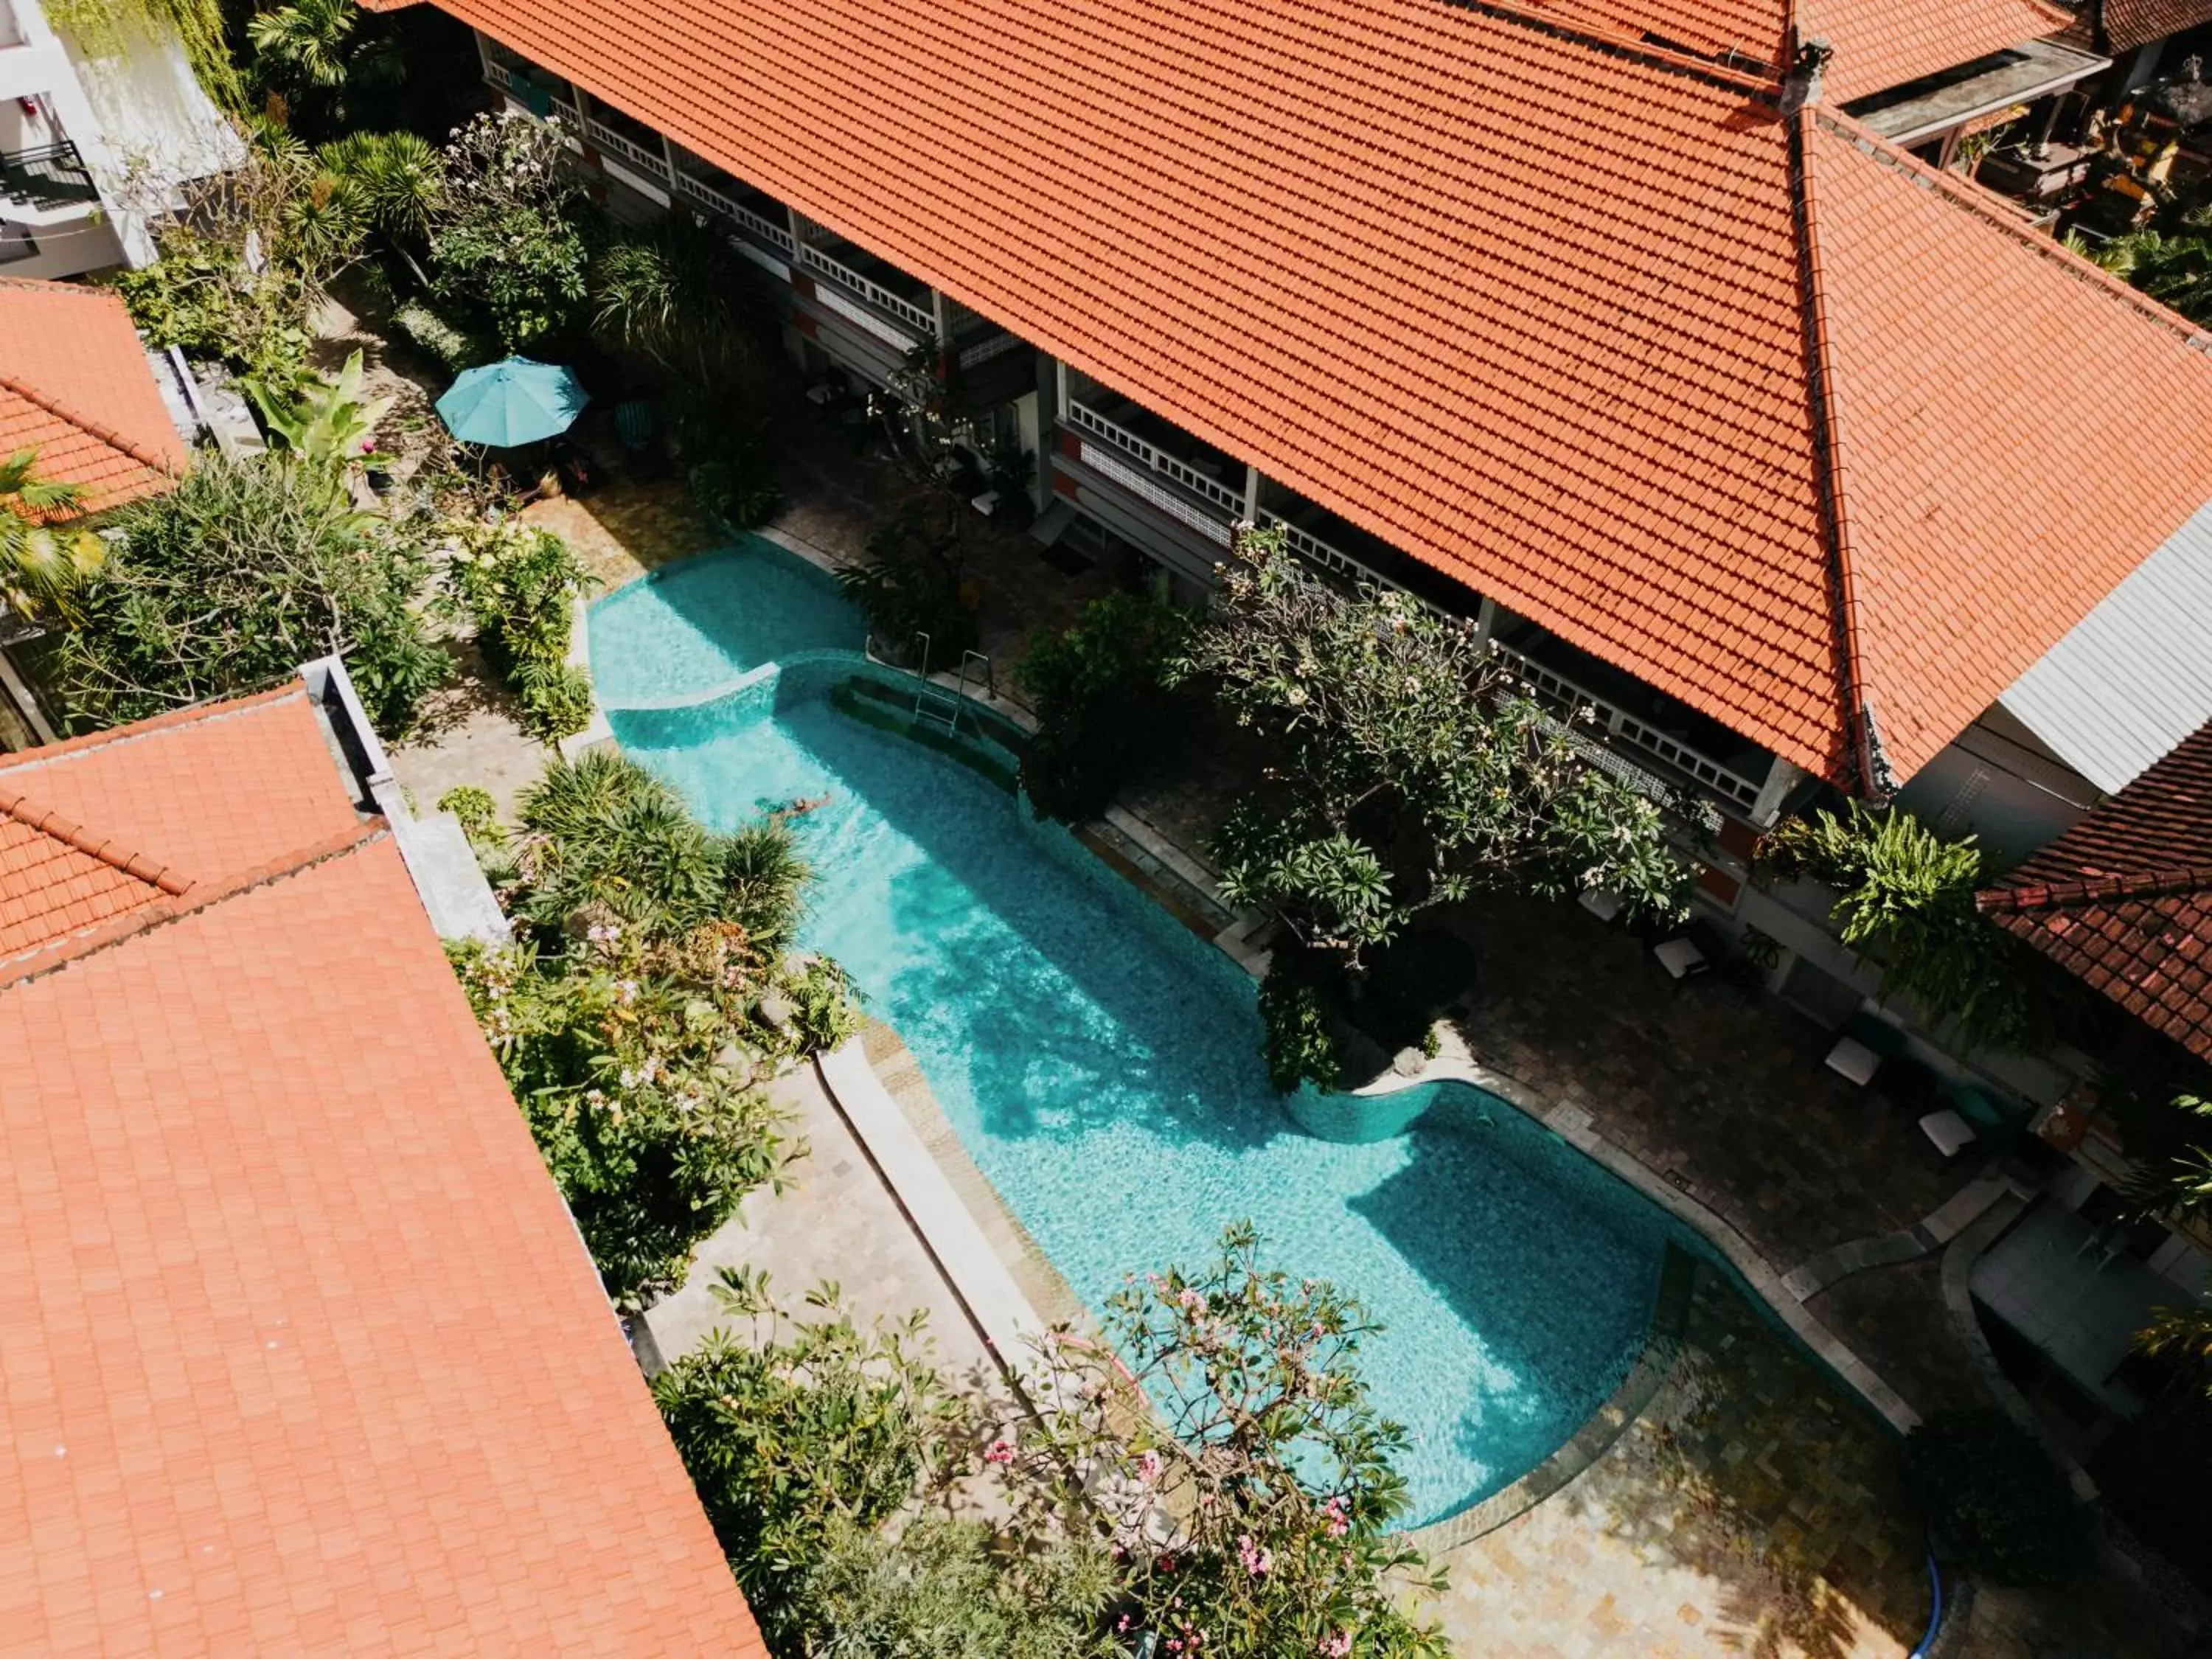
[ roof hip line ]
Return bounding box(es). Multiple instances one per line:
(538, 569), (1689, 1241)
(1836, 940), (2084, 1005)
(0, 785), (192, 896)
(0, 367), (185, 482)
(1788, 103), (1879, 797)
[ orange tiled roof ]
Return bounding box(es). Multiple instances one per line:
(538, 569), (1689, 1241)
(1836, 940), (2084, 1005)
(0, 691), (769, 1656)
(1980, 720), (2212, 1058)
(1803, 0), (2075, 103)
(2058, 0), (2212, 55)
(442, 0), (2212, 788)
(0, 276), (187, 514)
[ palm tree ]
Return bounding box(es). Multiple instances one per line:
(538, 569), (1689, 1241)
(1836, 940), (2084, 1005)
(248, 0), (360, 91)
(319, 131), (444, 246)
(591, 213), (773, 382)
(2138, 1302), (2212, 1394)
(2096, 208), (2212, 324)
(0, 448), (104, 621)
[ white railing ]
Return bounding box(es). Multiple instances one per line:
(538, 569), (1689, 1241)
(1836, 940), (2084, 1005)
(957, 330), (1025, 370)
(1066, 400), (1244, 518)
(1487, 639), (1763, 810)
(671, 170), (796, 254)
(1255, 507), (1456, 619)
(1077, 442), (1234, 546)
(583, 118), (671, 184)
(798, 243), (936, 335)
(482, 60), (512, 91)
(813, 283), (921, 351)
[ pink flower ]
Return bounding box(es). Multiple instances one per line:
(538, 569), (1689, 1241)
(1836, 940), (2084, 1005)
(1138, 1449), (1163, 1484)
(1178, 1287), (1208, 1312)
(1321, 1634), (1352, 1658)
(984, 1437), (1015, 1465)
(1323, 1495), (1351, 1537)
(1236, 1533), (1273, 1577)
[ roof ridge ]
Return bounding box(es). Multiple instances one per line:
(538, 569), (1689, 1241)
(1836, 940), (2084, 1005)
(1789, 102), (1879, 796)
(0, 784), (192, 897)
(0, 364), (182, 485)
(0, 821), (388, 989)
(0, 683), (307, 775)
(1810, 105), (2212, 353)
(1979, 862), (2212, 914)
(1443, 0), (1784, 96)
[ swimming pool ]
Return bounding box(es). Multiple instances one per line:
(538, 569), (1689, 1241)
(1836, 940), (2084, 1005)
(593, 540), (1680, 1526)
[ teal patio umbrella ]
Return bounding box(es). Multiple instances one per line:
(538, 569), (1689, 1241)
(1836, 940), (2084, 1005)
(436, 358), (590, 447)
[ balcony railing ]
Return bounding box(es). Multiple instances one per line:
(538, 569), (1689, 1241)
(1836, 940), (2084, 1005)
(0, 141), (98, 210)
(1487, 639), (1764, 811)
(1254, 507), (1450, 617)
(582, 116), (671, 184)
(672, 170), (796, 256)
(1067, 398), (1245, 520)
(797, 241), (936, 337)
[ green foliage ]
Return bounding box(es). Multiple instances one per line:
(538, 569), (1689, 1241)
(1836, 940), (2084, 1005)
(246, 0), (405, 130)
(391, 299), (492, 373)
(318, 131), (445, 246)
(0, 448), (105, 622)
(45, 0), (241, 111)
(592, 213), (770, 382)
(796, 1516), (1120, 1659)
(439, 518), (597, 741)
(1014, 591), (1190, 823)
(1257, 951), (1345, 1093)
(2096, 205), (2212, 324)
(652, 1270), (976, 1644)
(246, 348), (392, 469)
(1172, 527), (1686, 970)
(429, 111), (593, 352)
(1021, 1222), (1450, 1656)
(449, 939), (794, 1308)
(437, 784), (502, 846)
(675, 389), (784, 529)
(1759, 802), (2045, 1051)
(1902, 1409), (2086, 1586)
(838, 506), (976, 664)
(49, 451), (446, 735)
(114, 230), (314, 397)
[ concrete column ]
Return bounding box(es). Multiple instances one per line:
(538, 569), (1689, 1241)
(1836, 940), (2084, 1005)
(1241, 465), (1261, 522)
(1750, 755), (1804, 828)
(930, 288), (952, 367)
(1471, 596), (1499, 652)
(1053, 356), (1071, 420)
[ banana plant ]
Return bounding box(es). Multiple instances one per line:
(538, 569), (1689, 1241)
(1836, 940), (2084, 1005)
(246, 349), (394, 473)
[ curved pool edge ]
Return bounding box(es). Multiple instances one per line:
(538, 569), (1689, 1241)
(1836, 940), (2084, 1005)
(1349, 1040), (1924, 1439)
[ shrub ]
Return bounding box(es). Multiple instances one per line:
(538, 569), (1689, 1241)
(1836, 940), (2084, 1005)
(1759, 802), (2047, 1051)
(592, 213), (771, 382)
(1257, 950), (1345, 1094)
(1903, 1409), (2086, 1585)
(51, 451), (446, 735)
(796, 1516), (1119, 1659)
(437, 784), (502, 846)
(391, 299), (491, 372)
(1018, 1222), (1450, 1655)
(449, 939), (794, 1308)
(1014, 591), (1189, 823)
(653, 1270), (975, 1646)
(838, 505), (976, 664)
(440, 519), (597, 741)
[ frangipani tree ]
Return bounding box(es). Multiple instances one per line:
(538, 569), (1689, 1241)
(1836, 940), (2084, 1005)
(1169, 526), (1688, 970)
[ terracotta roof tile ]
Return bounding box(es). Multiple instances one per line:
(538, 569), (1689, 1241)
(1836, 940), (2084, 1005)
(1980, 719), (2212, 1057)
(2059, 0), (2212, 54)
(441, 0), (2212, 788)
(1805, 0), (2074, 103)
(0, 277), (188, 514)
(0, 691), (769, 1655)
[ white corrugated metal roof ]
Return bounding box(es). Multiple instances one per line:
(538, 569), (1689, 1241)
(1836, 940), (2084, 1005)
(1998, 498), (2212, 795)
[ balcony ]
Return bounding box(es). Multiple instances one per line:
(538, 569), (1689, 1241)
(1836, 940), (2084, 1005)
(479, 44), (580, 126)
(1486, 620), (1770, 813)
(1064, 373), (1244, 547)
(793, 219), (936, 344)
(669, 147), (796, 258)
(0, 140), (97, 211)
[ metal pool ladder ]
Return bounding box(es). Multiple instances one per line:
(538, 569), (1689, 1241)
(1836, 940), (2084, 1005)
(906, 631), (992, 735)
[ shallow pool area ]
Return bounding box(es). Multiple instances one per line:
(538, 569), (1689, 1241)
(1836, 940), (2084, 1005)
(591, 543), (1684, 1526)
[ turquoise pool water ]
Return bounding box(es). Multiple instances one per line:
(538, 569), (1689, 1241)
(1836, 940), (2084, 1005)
(589, 542), (863, 706)
(592, 542), (1679, 1526)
